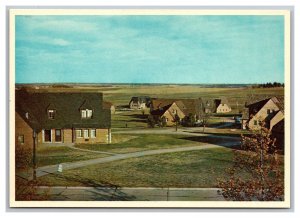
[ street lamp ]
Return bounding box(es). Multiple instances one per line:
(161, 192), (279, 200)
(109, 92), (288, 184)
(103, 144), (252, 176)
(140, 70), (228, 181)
(32, 130), (37, 180)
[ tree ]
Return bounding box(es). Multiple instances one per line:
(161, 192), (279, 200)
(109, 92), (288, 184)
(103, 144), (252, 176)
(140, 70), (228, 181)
(183, 113), (196, 127)
(218, 127), (284, 201)
(15, 145), (50, 200)
(147, 114), (156, 128)
(157, 116), (167, 128)
(199, 112), (210, 133)
(173, 114), (180, 131)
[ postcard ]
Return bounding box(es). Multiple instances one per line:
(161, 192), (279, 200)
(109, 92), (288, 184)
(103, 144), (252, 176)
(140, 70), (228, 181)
(9, 8), (291, 208)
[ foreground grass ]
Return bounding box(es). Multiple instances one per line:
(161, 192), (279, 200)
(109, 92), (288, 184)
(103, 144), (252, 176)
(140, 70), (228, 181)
(37, 147), (284, 188)
(36, 147), (252, 188)
(36, 146), (108, 167)
(75, 133), (236, 154)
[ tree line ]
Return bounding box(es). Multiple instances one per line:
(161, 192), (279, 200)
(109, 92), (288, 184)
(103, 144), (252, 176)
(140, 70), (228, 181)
(252, 82), (284, 88)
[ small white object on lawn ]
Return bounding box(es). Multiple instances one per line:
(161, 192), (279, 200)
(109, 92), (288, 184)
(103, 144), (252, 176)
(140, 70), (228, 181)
(57, 164), (63, 173)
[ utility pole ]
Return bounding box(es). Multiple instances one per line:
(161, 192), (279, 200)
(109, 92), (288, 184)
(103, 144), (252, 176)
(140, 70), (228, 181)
(32, 130), (37, 180)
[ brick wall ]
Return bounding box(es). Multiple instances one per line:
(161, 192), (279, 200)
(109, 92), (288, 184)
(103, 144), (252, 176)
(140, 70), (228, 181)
(63, 129), (73, 143)
(75, 128), (109, 144)
(15, 112), (33, 149)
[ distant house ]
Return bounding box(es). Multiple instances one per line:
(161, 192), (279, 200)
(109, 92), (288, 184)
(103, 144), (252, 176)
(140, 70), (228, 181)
(241, 97), (284, 130)
(203, 99), (215, 114)
(129, 96), (151, 110)
(150, 100), (186, 126)
(15, 89), (112, 150)
(103, 101), (115, 114)
(150, 98), (204, 126)
(214, 98), (232, 113)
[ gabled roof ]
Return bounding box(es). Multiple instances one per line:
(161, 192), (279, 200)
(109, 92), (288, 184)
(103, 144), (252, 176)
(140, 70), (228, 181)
(151, 98), (204, 116)
(214, 97), (230, 108)
(15, 89), (111, 132)
(246, 97), (283, 116)
(129, 96), (151, 104)
(150, 101), (184, 119)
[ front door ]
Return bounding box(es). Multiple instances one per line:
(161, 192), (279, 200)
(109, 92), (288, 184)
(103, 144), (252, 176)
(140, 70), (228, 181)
(44, 129), (51, 142)
(55, 129), (62, 142)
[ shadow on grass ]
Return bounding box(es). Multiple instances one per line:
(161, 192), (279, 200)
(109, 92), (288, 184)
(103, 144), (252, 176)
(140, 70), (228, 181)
(179, 135), (241, 147)
(207, 122), (239, 129)
(40, 173), (136, 201)
(186, 131), (251, 138)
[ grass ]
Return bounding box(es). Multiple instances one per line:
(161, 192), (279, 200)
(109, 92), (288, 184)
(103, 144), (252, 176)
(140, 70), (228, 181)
(38, 147), (278, 188)
(112, 110), (149, 129)
(36, 145), (109, 167)
(75, 133), (236, 154)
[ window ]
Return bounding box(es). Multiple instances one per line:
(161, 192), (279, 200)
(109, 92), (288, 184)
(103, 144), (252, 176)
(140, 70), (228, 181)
(83, 129), (89, 138)
(44, 129), (51, 142)
(87, 109), (93, 118)
(76, 129), (82, 138)
(48, 110), (56, 119)
(55, 129), (62, 142)
(254, 120), (258, 125)
(90, 129), (96, 138)
(81, 109), (93, 118)
(18, 135), (24, 144)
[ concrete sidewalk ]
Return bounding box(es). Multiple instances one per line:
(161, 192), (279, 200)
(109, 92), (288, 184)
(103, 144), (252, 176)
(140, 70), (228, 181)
(36, 186), (225, 201)
(36, 141), (240, 178)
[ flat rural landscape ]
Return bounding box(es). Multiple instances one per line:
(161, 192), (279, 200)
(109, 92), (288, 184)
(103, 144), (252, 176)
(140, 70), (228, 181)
(13, 13), (288, 204)
(15, 84), (285, 201)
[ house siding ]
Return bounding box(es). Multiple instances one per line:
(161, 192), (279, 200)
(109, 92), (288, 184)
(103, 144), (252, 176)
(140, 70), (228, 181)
(63, 129), (73, 143)
(163, 103), (186, 126)
(270, 111), (284, 130)
(216, 104), (231, 113)
(248, 99), (281, 130)
(15, 112), (33, 149)
(75, 128), (109, 144)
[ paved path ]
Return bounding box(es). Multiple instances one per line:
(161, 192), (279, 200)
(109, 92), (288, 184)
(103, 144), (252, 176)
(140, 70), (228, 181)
(116, 127), (239, 139)
(66, 145), (117, 155)
(35, 186), (225, 201)
(35, 140), (240, 178)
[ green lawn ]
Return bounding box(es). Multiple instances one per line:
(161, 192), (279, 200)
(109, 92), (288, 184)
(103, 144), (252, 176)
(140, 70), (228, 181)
(37, 147), (273, 188)
(112, 110), (149, 129)
(74, 133), (237, 154)
(36, 145), (109, 167)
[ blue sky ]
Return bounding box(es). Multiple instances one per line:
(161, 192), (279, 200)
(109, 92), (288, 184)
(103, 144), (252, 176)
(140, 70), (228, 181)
(15, 15), (284, 84)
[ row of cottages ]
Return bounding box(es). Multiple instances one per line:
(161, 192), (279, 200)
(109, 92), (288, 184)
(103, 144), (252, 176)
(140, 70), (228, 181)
(241, 97), (284, 131)
(150, 98), (204, 126)
(15, 89), (112, 150)
(204, 98), (232, 114)
(129, 96), (151, 110)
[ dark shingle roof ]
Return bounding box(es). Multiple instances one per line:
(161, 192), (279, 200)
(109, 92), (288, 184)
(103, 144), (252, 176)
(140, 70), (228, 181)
(151, 98), (204, 116)
(246, 97), (283, 116)
(16, 89), (111, 132)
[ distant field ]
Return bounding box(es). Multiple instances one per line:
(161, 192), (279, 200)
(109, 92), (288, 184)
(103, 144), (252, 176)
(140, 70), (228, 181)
(20, 84), (284, 130)
(20, 84), (284, 109)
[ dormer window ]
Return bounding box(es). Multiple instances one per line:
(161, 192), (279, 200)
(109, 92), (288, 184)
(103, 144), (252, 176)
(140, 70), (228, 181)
(81, 109), (93, 119)
(48, 109), (56, 119)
